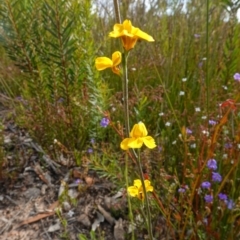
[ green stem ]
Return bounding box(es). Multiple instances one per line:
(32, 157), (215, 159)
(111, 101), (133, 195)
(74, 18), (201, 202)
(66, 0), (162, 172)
(111, 6), (136, 239)
(122, 51), (130, 137)
(122, 51), (139, 166)
(206, 0), (209, 119)
(122, 51), (138, 160)
(121, 41), (135, 240)
(136, 149), (154, 240)
(125, 154), (135, 240)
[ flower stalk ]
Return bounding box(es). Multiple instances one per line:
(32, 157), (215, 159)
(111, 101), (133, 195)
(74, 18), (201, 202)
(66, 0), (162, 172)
(95, 8), (155, 238)
(122, 50), (130, 137)
(136, 149), (154, 240)
(113, 0), (121, 24)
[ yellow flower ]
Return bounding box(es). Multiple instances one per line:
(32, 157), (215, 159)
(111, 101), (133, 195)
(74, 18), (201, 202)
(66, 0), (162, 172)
(95, 51), (122, 75)
(128, 179), (153, 200)
(120, 122), (156, 150)
(109, 20), (154, 51)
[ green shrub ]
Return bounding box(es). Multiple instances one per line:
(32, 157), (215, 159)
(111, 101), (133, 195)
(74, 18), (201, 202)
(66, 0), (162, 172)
(0, 0), (108, 151)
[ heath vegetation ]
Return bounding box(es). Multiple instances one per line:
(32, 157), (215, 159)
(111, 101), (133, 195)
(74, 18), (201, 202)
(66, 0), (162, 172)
(0, 0), (240, 239)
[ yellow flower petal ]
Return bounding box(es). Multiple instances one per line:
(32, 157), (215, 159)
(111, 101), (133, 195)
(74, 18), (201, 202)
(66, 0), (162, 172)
(121, 122), (156, 150)
(133, 179), (145, 200)
(109, 20), (154, 51)
(134, 28), (155, 42)
(95, 57), (112, 71)
(120, 138), (130, 150)
(144, 180), (154, 192)
(146, 185), (154, 192)
(109, 24), (124, 38)
(95, 51), (122, 75)
(128, 179), (154, 200)
(144, 179), (150, 187)
(127, 186), (138, 197)
(112, 51), (122, 66)
(133, 179), (142, 188)
(123, 20), (132, 33)
(142, 136), (157, 149)
(127, 138), (144, 149)
(130, 122), (148, 138)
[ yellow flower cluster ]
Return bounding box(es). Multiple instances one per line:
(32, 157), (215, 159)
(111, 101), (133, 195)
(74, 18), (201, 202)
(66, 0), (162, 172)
(95, 20), (156, 204)
(128, 179), (153, 200)
(95, 20), (154, 75)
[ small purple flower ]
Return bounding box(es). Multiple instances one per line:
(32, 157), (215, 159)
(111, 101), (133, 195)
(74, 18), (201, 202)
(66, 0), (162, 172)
(87, 148), (93, 154)
(204, 194), (213, 203)
(227, 199), (234, 210)
(186, 128), (192, 134)
(212, 172), (222, 182)
(224, 143), (233, 149)
(158, 146), (162, 152)
(100, 117), (110, 127)
(198, 62), (203, 68)
(203, 218), (208, 225)
(201, 181), (211, 189)
(178, 185), (188, 193)
(15, 96), (23, 101)
(209, 120), (217, 126)
(57, 97), (65, 103)
(207, 159), (217, 170)
(233, 73), (240, 82)
(194, 34), (201, 38)
(75, 179), (82, 184)
(90, 138), (95, 144)
(218, 193), (228, 201)
(178, 187), (186, 193)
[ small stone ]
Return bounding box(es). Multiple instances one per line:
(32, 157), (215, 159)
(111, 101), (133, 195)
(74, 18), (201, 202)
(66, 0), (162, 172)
(41, 184), (48, 195)
(48, 220), (61, 232)
(24, 187), (41, 199)
(114, 218), (125, 240)
(62, 201), (71, 211)
(78, 213), (91, 227)
(3, 136), (12, 144)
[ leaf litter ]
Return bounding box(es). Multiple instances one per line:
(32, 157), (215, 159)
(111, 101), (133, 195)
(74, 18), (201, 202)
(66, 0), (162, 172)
(0, 101), (129, 240)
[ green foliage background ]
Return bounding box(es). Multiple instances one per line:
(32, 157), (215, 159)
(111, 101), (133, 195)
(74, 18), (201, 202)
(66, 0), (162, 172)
(0, 0), (109, 152)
